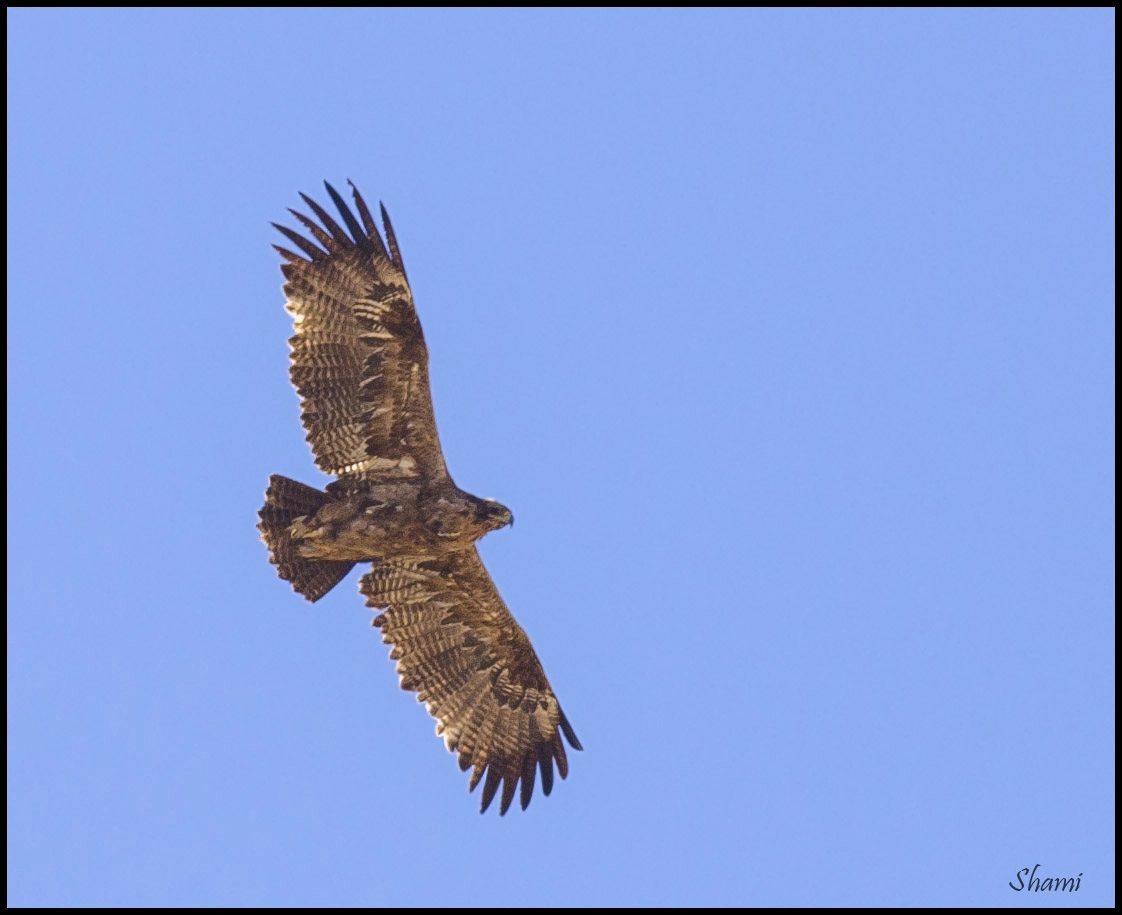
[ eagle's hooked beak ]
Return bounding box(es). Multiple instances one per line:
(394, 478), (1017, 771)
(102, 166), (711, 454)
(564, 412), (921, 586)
(478, 500), (514, 531)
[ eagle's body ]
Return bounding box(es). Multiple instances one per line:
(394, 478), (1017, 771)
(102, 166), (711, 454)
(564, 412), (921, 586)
(257, 182), (580, 815)
(288, 478), (511, 562)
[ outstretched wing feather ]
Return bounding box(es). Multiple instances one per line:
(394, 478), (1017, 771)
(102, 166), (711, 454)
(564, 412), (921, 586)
(275, 182), (448, 481)
(361, 549), (581, 814)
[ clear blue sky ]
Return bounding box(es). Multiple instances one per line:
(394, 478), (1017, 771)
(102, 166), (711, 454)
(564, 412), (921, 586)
(8, 8), (1114, 907)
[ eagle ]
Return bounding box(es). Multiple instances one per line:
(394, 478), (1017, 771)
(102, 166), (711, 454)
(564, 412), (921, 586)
(257, 182), (580, 815)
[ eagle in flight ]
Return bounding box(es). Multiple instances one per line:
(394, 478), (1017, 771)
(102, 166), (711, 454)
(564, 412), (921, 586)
(258, 182), (581, 814)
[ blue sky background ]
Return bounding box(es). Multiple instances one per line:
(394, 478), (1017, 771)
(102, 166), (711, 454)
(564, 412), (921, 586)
(8, 8), (1114, 907)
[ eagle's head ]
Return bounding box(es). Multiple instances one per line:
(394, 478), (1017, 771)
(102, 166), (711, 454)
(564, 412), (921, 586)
(475, 497), (514, 532)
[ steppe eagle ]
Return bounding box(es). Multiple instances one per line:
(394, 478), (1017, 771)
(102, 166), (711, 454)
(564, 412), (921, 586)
(257, 182), (581, 815)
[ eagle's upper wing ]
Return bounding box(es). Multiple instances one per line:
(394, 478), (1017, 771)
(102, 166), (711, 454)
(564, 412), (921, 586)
(361, 549), (582, 814)
(273, 182), (448, 482)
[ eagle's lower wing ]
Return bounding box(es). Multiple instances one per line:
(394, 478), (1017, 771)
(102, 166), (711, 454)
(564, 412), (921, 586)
(361, 549), (581, 814)
(273, 182), (448, 482)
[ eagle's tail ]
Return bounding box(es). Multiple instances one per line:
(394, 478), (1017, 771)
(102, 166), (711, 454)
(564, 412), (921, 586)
(258, 475), (355, 602)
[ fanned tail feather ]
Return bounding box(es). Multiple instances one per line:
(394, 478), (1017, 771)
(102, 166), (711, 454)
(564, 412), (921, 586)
(258, 474), (355, 601)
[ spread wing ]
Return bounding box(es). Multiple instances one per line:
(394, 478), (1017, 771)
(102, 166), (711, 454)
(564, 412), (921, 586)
(273, 181), (448, 482)
(361, 549), (582, 814)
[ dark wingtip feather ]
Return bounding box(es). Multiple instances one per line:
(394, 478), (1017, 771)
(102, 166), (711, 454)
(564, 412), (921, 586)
(288, 208), (338, 253)
(272, 223), (325, 262)
(520, 753), (537, 811)
(480, 767), (502, 813)
(323, 180), (367, 250)
(298, 192), (350, 246)
(272, 244), (303, 265)
(559, 709), (583, 751)
(379, 202), (406, 274)
(555, 738), (570, 781)
(540, 752), (555, 797)
(499, 774), (518, 816)
(348, 180), (387, 259)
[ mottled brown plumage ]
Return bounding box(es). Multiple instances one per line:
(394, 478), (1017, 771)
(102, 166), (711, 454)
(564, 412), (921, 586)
(257, 182), (580, 814)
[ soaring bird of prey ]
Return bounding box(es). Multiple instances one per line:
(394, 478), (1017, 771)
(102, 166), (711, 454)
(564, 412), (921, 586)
(258, 182), (581, 815)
